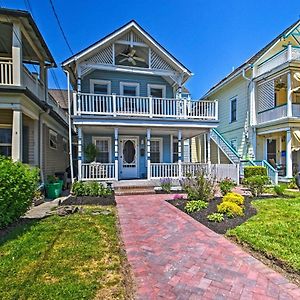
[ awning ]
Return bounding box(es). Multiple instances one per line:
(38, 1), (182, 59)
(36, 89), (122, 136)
(292, 130), (300, 151)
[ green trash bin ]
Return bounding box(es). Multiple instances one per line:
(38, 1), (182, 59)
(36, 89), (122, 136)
(46, 182), (62, 199)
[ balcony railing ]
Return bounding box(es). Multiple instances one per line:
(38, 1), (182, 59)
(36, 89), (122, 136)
(73, 93), (218, 121)
(257, 103), (300, 124)
(256, 46), (300, 77)
(0, 57), (13, 85)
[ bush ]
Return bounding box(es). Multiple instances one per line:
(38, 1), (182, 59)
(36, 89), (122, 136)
(287, 177), (297, 189)
(160, 178), (172, 193)
(219, 177), (236, 195)
(244, 166), (267, 178)
(181, 169), (216, 201)
(244, 175), (269, 197)
(222, 192), (244, 206)
(273, 185), (285, 196)
(217, 201), (244, 218)
(185, 200), (208, 213)
(207, 213), (224, 222)
(71, 181), (112, 197)
(0, 156), (39, 228)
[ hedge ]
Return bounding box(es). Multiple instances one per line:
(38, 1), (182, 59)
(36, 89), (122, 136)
(244, 166), (267, 178)
(0, 156), (39, 228)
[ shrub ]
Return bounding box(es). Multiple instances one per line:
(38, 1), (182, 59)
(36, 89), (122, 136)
(287, 177), (297, 189)
(219, 177), (236, 195)
(222, 192), (244, 206)
(84, 144), (99, 162)
(160, 178), (172, 193)
(0, 156), (39, 228)
(244, 166), (267, 178)
(244, 175), (269, 197)
(217, 201), (244, 218)
(71, 181), (85, 196)
(207, 213), (224, 222)
(181, 169), (216, 201)
(273, 185), (285, 196)
(71, 181), (112, 197)
(173, 194), (184, 200)
(185, 200), (208, 213)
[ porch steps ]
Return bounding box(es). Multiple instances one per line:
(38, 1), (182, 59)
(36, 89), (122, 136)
(113, 180), (156, 196)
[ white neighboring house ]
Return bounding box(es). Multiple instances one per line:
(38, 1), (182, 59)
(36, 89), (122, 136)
(0, 8), (69, 180)
(195, 20), (300, 183)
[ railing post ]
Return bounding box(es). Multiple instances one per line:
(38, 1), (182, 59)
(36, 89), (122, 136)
(73, 93), (77, 115)
(112, 93), (117, 117)
(214, 100), (218, 120)
(147, 129), (151, 179)
(149, 96), (153, 118)
(78, 127), (83, 180)
(114, 128), (118, 180)
(183, 98), (187, 119)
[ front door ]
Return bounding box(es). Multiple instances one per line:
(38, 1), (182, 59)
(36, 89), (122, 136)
(267, 139), (277, 162)
(119, 137), (138, 179)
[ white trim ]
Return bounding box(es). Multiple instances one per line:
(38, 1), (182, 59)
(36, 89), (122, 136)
(89, 79), (111, 94)
(147, 84), (166, 98)
(230, 97), (237, 123)
(92, 136), (112, 163)
(150, 137), (163, 162)
(120, 82), (140, 96)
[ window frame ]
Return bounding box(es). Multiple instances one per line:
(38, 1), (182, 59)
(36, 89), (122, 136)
(92, 136), (112, 163)
(120, 82), (140, 96)
(49, 129), (58, 150)
(230, 97), (237, 123)
(90, 79), (111, 95)
(0, 125), (12, 156)
(150, 137), (163, 163)
(147, 84), (166, 98)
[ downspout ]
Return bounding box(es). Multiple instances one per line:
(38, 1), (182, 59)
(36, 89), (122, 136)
(63, 69), (74, 183)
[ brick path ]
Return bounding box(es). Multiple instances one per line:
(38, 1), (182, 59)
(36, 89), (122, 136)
(116, 194), (300, 300)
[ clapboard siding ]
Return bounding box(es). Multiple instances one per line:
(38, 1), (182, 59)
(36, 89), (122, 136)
(0, 109), (12, 124)
(23, 115), (35, 165)
(81, 70), (174, 98)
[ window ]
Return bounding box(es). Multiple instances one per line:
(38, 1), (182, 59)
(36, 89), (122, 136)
(150, 138), (162, 163)
(148, 84), (166, 98)
(173, 140), (179, 163)
(90, 80), (111, 95)
(230, 98), (237, 122)
(120, 82), (139, 96)
(0, 127), (12, 156)
(49, 129), (58, 150)
(63, 138), (68, 153)
(93, 137), (111, 163)
(230, 139), (237, 151)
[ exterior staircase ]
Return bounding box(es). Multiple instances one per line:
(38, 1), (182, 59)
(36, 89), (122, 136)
(113, 180), (156, 196)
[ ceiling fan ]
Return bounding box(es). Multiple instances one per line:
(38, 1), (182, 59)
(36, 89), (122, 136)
(119, 48), (146, 66)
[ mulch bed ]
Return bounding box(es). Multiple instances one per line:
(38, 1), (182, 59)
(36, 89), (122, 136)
(61, 195), (116, 206)
(167, 197), (257, 234)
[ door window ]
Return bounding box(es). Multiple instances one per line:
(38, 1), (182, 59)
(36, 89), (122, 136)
(123, 140), (136, 164)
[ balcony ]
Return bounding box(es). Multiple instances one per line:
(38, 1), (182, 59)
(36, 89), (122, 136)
(256, 103), (300, 124)
(256, 46), (300, 77)
(73, 93), (218, 121)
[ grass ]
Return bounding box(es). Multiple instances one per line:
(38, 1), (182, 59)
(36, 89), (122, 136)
(0, 207), (129, 300)
(227, 191), (300, 274)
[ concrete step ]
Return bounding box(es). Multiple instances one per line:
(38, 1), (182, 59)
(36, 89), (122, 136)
(114, 186), (155, 196)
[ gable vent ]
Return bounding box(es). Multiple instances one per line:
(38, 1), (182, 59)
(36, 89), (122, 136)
(257, 80), (275, 112)
(150, 50), (176, 72)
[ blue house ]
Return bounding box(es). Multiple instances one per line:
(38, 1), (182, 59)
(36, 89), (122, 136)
(62, 20), (219, 181)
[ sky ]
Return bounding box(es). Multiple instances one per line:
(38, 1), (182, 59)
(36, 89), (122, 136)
(1, 0), (300, 98)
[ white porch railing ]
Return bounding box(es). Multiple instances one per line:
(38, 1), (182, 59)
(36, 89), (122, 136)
(81, 163), (115, 180)
(0, 57), (13, 85)
(256, 47), (300, 77)
(74, 93), (218, 120)
(150, 162), (239, 183)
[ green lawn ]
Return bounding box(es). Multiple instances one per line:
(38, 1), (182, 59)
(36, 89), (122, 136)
(0, 207), (129, 300)
(227, 192), (300, 273)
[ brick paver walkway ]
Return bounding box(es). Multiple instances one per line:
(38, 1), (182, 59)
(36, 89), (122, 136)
(116, 194), (300, 300)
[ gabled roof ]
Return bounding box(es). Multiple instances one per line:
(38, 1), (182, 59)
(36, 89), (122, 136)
(62, 20), (192, 76)
(202, 19), (300, 98)
(49, 89), (68, 110)
(0, 8), (56, 66)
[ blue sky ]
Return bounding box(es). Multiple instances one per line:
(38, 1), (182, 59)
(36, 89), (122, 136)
(1, 0), (300, 97)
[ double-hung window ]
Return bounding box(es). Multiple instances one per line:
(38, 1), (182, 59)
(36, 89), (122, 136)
(0, 126), (12, 156)
(49, 129), (58, 150)
(148, 84), (166, 98)
(90, 80), (111, 95)
(150, 138), (162, 163)
(230, 98), (237, 122)
(120, 82), (139, 97)
(93, 137), (111, 163)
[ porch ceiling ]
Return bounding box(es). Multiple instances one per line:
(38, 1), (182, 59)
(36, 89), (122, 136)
(80, 125), (208, 139)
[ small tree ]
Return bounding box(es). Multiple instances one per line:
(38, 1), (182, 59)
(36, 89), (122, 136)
(244, 175), (269, 197)
(84, 143), (99, 162)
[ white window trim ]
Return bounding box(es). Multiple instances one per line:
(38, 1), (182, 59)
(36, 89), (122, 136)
(120, 82), (140, 96)
(0, 125), (12, 147)
(150, 137), (163, 162)
(49, 129), (58, 150)
(230, 97), (237, 123)
(147, 84), (166, 98)
(90, 79), (111, 94)
(92, 136), (112, 162)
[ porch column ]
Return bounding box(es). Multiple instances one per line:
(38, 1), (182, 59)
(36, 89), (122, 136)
(11, 109), (22, 161)
(78, 127), (82, 180)
(286, 129), (293, 178)
(147, 128), (151, 179)
(114, 128), (118, 180)
(287, 72), (293, 117)
(204, 133), (207, 163)
(178, 129), (182, 178)
(207, 130), (211, 164)
(12, 22), (22, 86)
